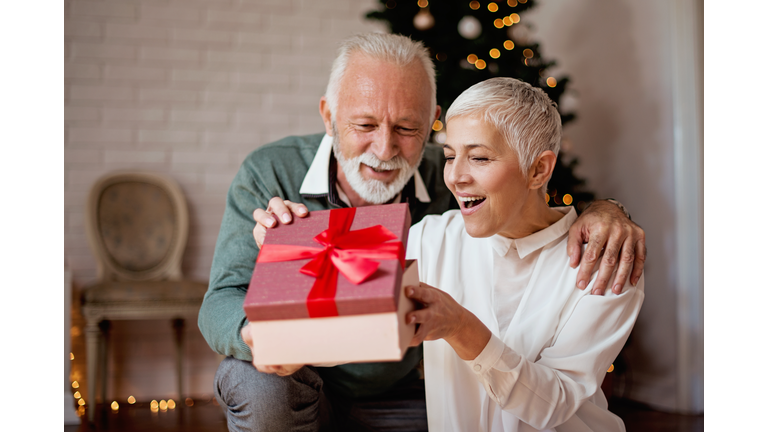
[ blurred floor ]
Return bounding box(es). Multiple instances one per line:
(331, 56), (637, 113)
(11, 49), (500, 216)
(64, 397), (703, 432)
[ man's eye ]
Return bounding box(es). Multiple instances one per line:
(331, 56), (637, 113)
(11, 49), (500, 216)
(444, 156), (455, 162)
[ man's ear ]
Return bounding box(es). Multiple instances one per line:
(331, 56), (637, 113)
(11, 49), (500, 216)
(319, 96), (334, 137)
(433, 104), (442, 123)
(529, 150), (557, 190)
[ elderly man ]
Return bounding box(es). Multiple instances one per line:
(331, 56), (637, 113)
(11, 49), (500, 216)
(198, 33), (645, 432)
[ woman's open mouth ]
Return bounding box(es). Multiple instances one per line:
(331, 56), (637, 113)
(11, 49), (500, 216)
(458, 196), (486, 209)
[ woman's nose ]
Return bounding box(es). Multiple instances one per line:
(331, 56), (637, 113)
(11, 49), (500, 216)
(446, 158), (471, 186)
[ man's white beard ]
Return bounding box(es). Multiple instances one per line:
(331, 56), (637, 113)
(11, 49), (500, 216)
(332, 128), (423, 205)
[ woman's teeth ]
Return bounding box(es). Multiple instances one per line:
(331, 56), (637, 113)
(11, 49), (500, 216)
(459, 196), (486, 209)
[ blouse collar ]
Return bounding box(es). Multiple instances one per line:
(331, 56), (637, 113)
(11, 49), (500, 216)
(490, 207), (578, 259)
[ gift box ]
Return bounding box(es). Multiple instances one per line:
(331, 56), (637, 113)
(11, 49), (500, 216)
(243, 203), (418, 366)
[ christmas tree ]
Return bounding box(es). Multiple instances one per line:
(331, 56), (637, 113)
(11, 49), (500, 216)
(366, 0), (595, 211)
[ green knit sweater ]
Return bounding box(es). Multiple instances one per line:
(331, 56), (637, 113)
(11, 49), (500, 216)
(198, 133), (457, 398)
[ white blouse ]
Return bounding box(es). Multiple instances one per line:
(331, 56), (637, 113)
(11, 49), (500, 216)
(406, 208), (644, 432)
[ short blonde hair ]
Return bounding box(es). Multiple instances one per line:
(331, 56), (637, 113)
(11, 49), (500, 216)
(446, 78), (561, 181)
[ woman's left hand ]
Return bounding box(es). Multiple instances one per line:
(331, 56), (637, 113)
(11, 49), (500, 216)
(405, 283), (491, 360)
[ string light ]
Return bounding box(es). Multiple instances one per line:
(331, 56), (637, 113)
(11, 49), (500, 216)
(489, 48), (500, 59)
(563, 194), (573, 205)
(503, 40), (514, 50)
(519, 0), (527, 3)
(467, 54), (478, 64)
(71, 381), (79, 389)
(503, 16), (513, 26)
(160, 400), (168, 411)
(469, 1), (480, 10)
(417, 0), (428, 7)
(77, 406), (86, 416)
(493, 18), (504, 28)
(545, 194), (550, 204)
(546, 77), (557, 87)
(70, 353), (74, 361)
(150, 400), (159, 410)
(78, 399), (86, 406)
(167, 399), (177, 410)
(487, 2), (499, 12)
(523, 48), (533, 58)
(510, 13), (520, 23)
(432, 120), (443, 131)
(111, 401), (119, 411)
(185, 398), (194, 407)
(73, 391), (81, 399)
(435, 52), (447, 61)
(507, 0), (518, 6)
(475, 59), (487, 69)
(127, 395), (136, 404)
(607, 364), (615, 373)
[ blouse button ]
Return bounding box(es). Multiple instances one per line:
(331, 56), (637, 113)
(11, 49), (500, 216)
(473, 364), (482, 372)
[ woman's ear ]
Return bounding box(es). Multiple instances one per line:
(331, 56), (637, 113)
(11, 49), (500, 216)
(528, 150), (557, 190)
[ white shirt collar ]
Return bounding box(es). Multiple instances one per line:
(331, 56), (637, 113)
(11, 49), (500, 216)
(299, 134), (431, 203)
(490, 206), (577, 259)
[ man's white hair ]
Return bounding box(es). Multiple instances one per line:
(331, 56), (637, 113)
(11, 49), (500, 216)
(324, 33), (437, 123)
(446, 77), (562, 191)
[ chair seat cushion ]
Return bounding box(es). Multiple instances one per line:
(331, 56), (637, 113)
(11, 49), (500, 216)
(83, 280), (208, 304)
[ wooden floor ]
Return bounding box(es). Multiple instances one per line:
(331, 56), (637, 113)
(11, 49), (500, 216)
(65, 397), (703, 431)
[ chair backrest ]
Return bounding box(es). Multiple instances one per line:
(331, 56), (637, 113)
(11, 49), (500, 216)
(85, 171), (189, 282)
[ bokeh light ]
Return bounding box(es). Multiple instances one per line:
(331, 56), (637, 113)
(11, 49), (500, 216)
(545, 194), (550, 204)
(475, 59), (487, 69)
(73, 391), (81, 399)
(432, 120), (443, 131)
(469, 1), (480, 10)
(563, 194), (573, 205)
(510, 13), (521, 23)
(78, 399), (86, 406)
(185, 398), (194, 407)
(523, 48), (533, 58)
(127, 395), (136, 404)
(159, 400), (168, 411)
(71, 381), (79, 389)
(503, 16), (513, 26)
(489, 48), (500, 59)
(503, 40), (514, 50)
(493, 18), (504, 28)
(488, 2), (499, 12)
(70, 352), (74, 361)
(607, 364), (615, 373)
(507, 0), (518, 6)
(111, 401), (119, 411)
(150, 400), (159, 410)
(168, 399), (177, 409)
(467, 54), (478, 64)
(417, 0), (428, 7)
(546, 77), (557, 87)
(386, 1), (397, 9)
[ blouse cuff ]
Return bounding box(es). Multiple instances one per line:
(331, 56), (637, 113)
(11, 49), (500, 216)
(466, 333), (506, 375)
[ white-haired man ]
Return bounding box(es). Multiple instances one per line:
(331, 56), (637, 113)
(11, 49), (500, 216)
(198, 33), (645, 431)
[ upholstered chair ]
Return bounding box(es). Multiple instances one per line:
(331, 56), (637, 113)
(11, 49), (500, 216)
(81, 171), (207, 423)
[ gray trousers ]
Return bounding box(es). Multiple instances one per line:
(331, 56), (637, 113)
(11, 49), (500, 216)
(214, 357), (428, 432)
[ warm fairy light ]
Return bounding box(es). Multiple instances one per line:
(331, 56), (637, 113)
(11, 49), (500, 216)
(77, 406), (86, 416)
(493, 18), (504, 28)
(417, 0), (428, 7)
(503, 16), (513, 26)
(503, 40), (514, 50)
(474, 59), (487, 69)
(111, 401), (119, 411)
(185, 398), (194, 407)
(519, 0), (527, 3)
(467, 54), (478, 64)
(507, 0), (518, 6)
(78, 399), (86, 406)
(435, 52), (447, 61)
(487, 2), (499, 12)
(489, 48), (500, 58)
(523, 48), (533, 58)
(150, 400), (159, 410)
(168, 399), (177, 409)
(127, 395), (136, 404)
(563, 194), (573, 205)
(73, 391), (81, 399)
(545, 193), (550, 204)
(510, 13), (520, 23)
(70, 352), (74, 361)
(546, 77), (557, 87)
(432, 120), (443, 131)
(469, 1), (480, 10)
(159, 400), (168, 410)
(607, 364), (615, 373)
(71, 381), (79, 389)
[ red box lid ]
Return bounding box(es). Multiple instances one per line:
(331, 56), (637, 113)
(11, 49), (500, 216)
(244, 203), (412, 321)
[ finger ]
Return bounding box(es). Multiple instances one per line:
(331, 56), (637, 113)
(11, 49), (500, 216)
(253, 208), (277, 228)
(405, 284), (436, 305)
(253, 224), (266, 249)
(284, 200), (309, 218)
(566, 229), (584, 269)
(576, 231), (606, 290)
(268, 197), (293, 224)
(240, 326), (253, 347)
(255, 365), (277, 374)
(611, 236), (636, 294)
(630, 237), (647, 286)
(591, 228), (624, 295)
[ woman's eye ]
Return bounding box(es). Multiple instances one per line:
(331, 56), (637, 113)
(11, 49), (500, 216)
(472, 157), (489, 162)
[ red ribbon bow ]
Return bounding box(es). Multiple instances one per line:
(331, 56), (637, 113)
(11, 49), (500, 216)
(257, 207), (406, 318)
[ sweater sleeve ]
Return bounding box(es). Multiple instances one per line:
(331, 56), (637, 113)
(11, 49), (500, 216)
(465, 276), (644, 430)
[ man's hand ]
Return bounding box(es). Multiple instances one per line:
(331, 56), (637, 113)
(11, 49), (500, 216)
(240, 326), (304, 377)
(252, 197), (309, 249)
(567, 200), (646, 296)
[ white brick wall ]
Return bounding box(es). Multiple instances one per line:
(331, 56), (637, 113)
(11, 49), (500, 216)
(65, 0), (386, 400)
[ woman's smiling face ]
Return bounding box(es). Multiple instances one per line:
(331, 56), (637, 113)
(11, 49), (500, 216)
(443, 115), (534, 239)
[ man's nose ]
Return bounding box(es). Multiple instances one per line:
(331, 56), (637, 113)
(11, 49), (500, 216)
(369, 128), (398, 161)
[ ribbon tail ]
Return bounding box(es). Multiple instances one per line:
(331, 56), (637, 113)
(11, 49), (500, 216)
(306, 258), (339, 318)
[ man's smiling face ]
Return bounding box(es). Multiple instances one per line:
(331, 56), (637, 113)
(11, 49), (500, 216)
(321, 54), (436, 205)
